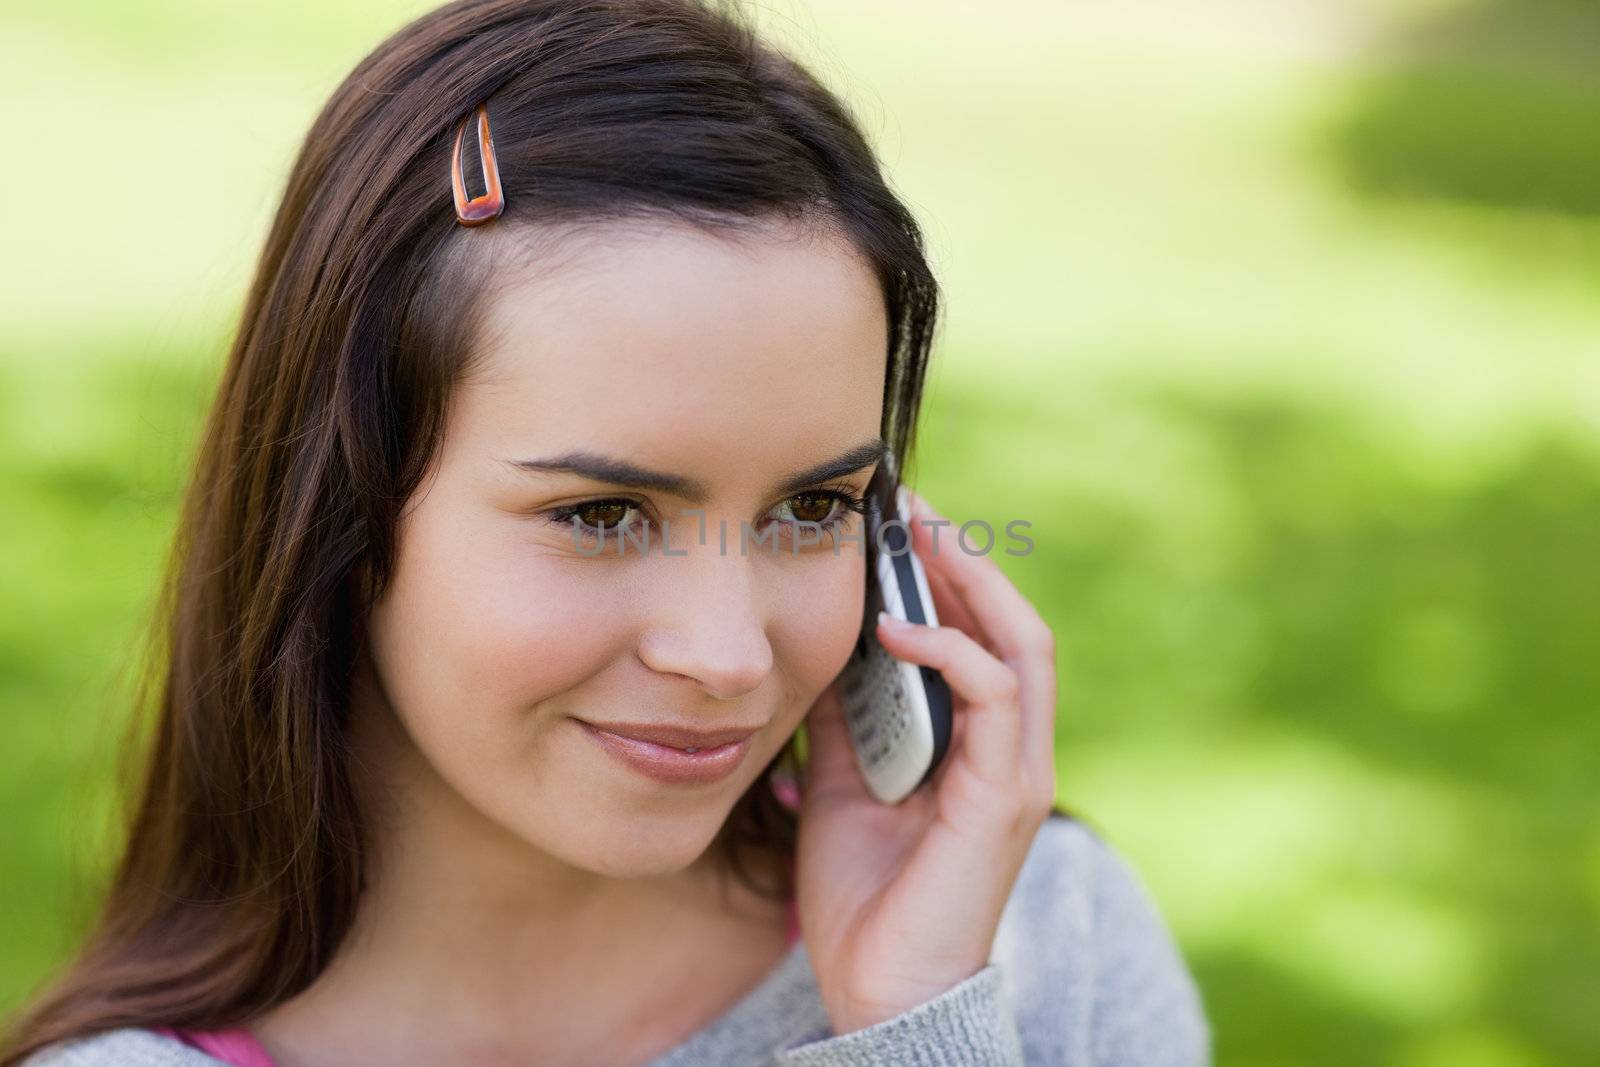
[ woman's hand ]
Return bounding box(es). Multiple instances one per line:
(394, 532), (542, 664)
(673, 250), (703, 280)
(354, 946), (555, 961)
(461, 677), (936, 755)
(794, 487), (1060, 1035)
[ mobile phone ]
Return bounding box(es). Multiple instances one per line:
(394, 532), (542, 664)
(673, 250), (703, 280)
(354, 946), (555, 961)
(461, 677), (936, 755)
(835, 463), (954, 804)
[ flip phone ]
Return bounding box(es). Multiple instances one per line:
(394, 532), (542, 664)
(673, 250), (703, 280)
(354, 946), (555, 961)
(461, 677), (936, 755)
(835, 463), (954, 804)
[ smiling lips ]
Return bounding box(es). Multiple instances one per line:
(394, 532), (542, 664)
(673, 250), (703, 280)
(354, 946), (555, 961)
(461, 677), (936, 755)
(575, 718), (760, 785)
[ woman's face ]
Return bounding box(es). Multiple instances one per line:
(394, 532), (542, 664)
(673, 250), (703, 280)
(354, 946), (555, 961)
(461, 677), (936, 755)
(360, 217), (887, 878)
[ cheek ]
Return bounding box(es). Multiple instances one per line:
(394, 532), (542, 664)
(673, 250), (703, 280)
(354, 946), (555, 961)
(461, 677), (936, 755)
(767, 551), (866, 722)
(367, 503), (629, 742)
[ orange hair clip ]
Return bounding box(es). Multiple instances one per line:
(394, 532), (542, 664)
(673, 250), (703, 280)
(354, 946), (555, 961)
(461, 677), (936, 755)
(451, 102), (504, 226)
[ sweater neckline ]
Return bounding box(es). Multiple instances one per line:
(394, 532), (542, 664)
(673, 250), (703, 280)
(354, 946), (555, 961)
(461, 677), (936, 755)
(157, 938), (817, 1067)
(639, 939), (820, 1067)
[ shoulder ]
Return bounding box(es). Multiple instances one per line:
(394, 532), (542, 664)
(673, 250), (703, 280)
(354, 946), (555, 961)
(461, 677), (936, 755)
(16, 1027), (222, 1067)
(993, 812), (1213, 1066)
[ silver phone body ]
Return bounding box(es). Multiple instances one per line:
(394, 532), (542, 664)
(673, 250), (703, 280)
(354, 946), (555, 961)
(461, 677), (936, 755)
(837, 485), (954, 804)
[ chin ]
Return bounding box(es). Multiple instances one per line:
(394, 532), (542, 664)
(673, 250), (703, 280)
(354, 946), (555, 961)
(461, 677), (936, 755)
(552, 798), (739, 880)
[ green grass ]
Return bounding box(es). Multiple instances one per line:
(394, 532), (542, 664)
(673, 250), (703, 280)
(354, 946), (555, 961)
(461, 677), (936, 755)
(3, 0), (1597, 1063)
(1332, 61), (1600, 217)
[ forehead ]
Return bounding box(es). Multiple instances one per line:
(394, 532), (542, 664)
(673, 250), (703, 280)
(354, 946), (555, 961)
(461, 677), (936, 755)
(453, 217), (889, 483)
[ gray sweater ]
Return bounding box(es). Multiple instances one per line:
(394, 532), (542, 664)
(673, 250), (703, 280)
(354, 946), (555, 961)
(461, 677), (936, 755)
(20, 814), (1210, 1065)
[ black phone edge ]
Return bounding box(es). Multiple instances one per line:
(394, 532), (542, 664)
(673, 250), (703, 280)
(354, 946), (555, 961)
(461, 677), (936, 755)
(880, 517), (954, 790)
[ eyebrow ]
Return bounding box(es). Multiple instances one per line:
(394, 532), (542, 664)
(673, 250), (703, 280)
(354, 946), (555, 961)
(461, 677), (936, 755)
(503, 438), (889, 504)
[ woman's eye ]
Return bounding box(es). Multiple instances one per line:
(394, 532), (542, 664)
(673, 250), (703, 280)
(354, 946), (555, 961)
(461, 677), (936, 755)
(545, 498), (645, 538)
(772, 489), (867, 532)
(779, 492), (840, 525)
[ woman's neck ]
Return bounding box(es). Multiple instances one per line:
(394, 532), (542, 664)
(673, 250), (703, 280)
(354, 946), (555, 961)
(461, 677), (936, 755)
(251, 860), (790, 1066)
(246, 683), (793, 1067)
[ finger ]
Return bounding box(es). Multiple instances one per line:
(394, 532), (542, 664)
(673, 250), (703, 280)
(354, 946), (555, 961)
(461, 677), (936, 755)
(875, 613), (1021, 790)
(925, 565), (986, 648)
(900, 488), (1058, 789)
(900, 489), (1048, 664)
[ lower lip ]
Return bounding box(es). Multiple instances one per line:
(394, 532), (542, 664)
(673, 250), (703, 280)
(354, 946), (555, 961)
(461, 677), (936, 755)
(576, 721), (753, 786)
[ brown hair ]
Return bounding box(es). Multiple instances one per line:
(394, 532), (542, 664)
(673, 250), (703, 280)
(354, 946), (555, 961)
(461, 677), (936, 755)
(1, 0), (951, 1059)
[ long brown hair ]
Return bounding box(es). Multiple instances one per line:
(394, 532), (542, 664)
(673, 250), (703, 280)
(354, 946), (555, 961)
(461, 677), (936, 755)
(2, 0), (946, 1059)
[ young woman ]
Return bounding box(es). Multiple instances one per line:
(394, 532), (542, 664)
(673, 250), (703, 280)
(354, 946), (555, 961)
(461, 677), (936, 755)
(1, 1), (1209, 1064)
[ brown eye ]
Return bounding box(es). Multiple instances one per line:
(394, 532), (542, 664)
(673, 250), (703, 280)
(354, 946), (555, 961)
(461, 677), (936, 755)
(762, 490), (868, 553)
(573, 501), (633, 530)
(546, 498), (645, 540)
(784, 492), (839, 525)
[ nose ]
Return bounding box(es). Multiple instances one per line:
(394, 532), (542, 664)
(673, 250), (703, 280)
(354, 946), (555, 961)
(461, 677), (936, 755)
(635, 544), (773, 701)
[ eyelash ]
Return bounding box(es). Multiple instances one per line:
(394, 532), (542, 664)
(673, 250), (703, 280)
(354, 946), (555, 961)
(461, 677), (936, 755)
(542, 486), (870, 547)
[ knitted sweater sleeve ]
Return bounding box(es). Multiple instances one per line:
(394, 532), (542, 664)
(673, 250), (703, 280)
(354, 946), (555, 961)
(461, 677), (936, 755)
(773, 963), (1025, 1066)
(769, 817), (1210, 1067)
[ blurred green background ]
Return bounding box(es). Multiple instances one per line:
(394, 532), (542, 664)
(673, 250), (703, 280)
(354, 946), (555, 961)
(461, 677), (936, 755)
(2, 0), (1597, 1063)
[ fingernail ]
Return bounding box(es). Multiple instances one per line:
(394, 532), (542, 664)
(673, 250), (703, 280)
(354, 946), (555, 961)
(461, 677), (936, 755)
(877, 610), (911, 631)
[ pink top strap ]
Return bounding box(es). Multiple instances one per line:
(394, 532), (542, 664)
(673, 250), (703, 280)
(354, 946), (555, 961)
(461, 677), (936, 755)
(157, 898), (800, 1067)
(151, 1025), (277, 1067)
